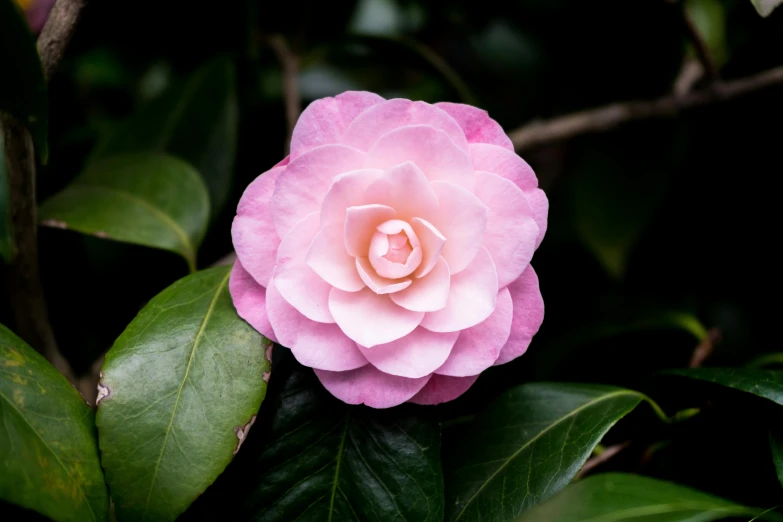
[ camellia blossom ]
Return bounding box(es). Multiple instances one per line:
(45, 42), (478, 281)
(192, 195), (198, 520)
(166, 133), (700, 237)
(230, 91), (546, 408)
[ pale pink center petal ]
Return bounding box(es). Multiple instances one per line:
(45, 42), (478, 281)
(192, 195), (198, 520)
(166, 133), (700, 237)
(429, 181), (488, 274)
(390, 256), (450, 313)
(306, 223), (365, 292)
(368, 219), (423, 279)
(344, 204), (397, 257)
(410, 217), (446, 278)
(329, 287), (424, 347)
(356, 258), (412, 295)
(319, 168), (383, 227)
(362, 161), (439, 221)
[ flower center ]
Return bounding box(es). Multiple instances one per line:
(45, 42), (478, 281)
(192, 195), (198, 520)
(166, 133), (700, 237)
(369, 219), (422, 279)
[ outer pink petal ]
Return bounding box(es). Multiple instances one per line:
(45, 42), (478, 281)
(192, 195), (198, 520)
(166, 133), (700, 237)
(320, 169), (383, 227)
(420, 246), (499, 333)
(436, 288), (513, 376)
(435, 102), (513, 150)
(408, 374), (479, 405)
(365, 125), (475, 191)
(344, 204), (397, 257)
(272, 144), (365, 238)
(475, 171), (539, 289)
(430, 181), (488, 274)
(306, 223), (365, 292)
(314, 365), (430, 408)
(495, 265), (544, 365)
(329, 287), (424, 347)
(410, 218), (446, 278)
(342, 99), (469, 153)
(390, 256), (450, 312)
(229, 260), (277, 342)
(266, 278), (367, 371)
(526, 188), (549, 249)
(359, 327), (458, 379)
(232, 166), (283, 287)
(290, 91), (384, 158)
(363, 162), (439, 221)
(274, 213), (334, 323)
(470, 143), (537, 191)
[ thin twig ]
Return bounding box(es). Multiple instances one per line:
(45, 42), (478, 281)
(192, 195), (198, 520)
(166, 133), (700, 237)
(689, 327), (721, 368)
(2, 0), (87, 385)
(509, 64), (783, 151)
(576, 442), (631, 479)
(266, 34), (300, 155)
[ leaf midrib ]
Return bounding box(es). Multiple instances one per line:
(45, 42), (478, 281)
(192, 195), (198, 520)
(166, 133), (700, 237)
(453, 389), (642, 521)
(0, 386), (98, 522)
(327, 413), (350, 522)
(139, 270), (230, 521)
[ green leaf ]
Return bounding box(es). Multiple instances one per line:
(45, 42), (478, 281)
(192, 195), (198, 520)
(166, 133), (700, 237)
(664, 368), (783, 407)
(0, 323), (108, 522)
(0, 0), (47, 162)
(770, 430), (783, 489)
(191, 358), (444, 522)
(0, 129), (13, 262)
(39, 152), (209, 272)
(514, 473), (772, 522)
(686, 0), (728, 67)
(95, 265), (271, 522)
(751, 0), (783, 17)
(92, 57), (238, 213)
(445, 383), (655, 522)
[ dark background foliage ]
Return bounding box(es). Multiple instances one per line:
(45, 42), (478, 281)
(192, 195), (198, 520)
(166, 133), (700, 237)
(3, 0), (783, 520)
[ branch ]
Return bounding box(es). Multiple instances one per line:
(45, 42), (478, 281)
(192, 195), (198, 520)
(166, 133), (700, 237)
(2, 0), (87, 385)
(266, 34), (300, 155)
(576, 442), (631, 479)
(509, 64), (783, 152)
(689, 327), (721, 368)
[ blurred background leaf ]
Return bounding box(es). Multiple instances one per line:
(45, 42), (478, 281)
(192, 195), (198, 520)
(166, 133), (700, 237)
(0, 130), (13, 262)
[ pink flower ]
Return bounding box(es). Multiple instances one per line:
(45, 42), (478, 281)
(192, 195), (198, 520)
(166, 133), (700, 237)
(230, 92), (546, 408)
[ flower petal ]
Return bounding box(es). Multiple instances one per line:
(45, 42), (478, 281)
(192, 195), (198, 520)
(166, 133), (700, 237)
(526, 188), (549, 249)
(435, 102), (513, 150)
(420, 246), (498, 332)
(436, 288), (512, 376)
(430, 181), (488, 274)
(408, 374), (479, 405)
(410, 218), (446, 278)
(232, 166), (283, 287)
(475, 171), (539, 288)
(342, 99), (469, 153)
(272, 144), (365, 238)
(470, 143), (538, 191)
(344, 204), (397, 257)
(229, 260), (277, 342)
(266, 277), (367, 371)
(320, 169), (383, 227)
(356, 257), (412, 294)
(360, 327), (458, 378)
(306, 223), (365, 292)
(329, 287), (424, 347)
(290, 90), (384, 158)
(314, 365), (430, 409)
(494, 265), (544, 365)
(390, 256), (450, 312)
(363, 161), (439, 221)
(365, 125), (475, 190)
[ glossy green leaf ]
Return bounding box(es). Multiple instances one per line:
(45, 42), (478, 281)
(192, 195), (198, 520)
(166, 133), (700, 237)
(446, 383), (654, 522)
(770, 430), (783, 489)
(751, 0), (783, 17)
(189, 358), (444, 522)
(515, 473), (772, 522)
(92, 57), (238, 213)
(0, 323), (108, 522)
(95, 265), (271, 522)
(0, 129), (13, 262)
(0, 0), (47, 162)
(39, 153), (209, 272)
(664, 368), (783, 407)
(686, 0), (728, 67)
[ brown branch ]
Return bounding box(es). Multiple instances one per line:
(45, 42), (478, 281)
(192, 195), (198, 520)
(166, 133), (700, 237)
(266, 34), (300, 155)
(2, 0), (87, 385)
(510, 64), (783, 152)
(576, 442), (631, 479)
(689, 327), (721, 368)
